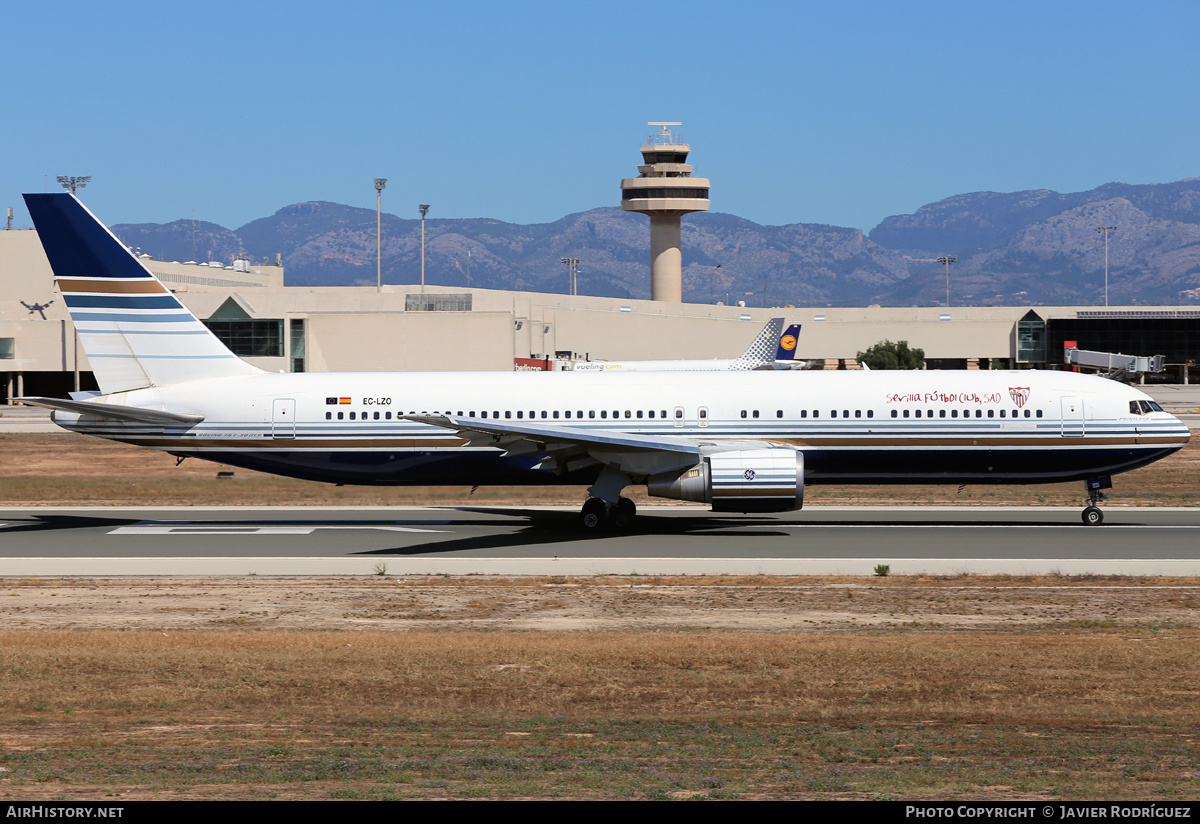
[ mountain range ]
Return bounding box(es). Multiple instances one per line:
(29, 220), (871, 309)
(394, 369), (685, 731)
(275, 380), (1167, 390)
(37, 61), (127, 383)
(112, 178), (1200, 307)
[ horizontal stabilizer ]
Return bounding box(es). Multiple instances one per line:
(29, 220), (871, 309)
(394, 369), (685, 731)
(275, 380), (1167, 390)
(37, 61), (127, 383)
(18, 396), (204, 425)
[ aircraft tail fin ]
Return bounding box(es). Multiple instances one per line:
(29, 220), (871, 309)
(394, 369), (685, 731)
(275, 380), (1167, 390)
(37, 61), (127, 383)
(775, 323), (801, 362)
(729, 318), (784, 370)
(23, 193), (262, 395)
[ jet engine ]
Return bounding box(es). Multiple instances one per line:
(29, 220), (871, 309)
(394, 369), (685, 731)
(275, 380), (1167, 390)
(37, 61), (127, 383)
(647, 447), (804, 512)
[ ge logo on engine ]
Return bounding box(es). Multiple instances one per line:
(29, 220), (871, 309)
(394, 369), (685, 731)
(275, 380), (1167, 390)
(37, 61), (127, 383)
(744, 469), (756, 481)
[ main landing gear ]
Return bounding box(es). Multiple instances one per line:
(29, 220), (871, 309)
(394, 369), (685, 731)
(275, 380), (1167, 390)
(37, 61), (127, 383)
(1082, 476), (1112, 526)
(579, 497), (636, 531)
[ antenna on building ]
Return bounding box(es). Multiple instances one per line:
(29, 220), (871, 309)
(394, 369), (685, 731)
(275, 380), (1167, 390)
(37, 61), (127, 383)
(6, 207), (12, 231)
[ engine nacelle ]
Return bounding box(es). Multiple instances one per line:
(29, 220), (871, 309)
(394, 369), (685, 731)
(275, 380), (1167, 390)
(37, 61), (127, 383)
(647, 447), (804, 512)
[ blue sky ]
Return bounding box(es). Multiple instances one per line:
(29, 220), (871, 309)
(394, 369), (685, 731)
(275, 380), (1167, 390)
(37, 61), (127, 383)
(3, 1), (1198, 232)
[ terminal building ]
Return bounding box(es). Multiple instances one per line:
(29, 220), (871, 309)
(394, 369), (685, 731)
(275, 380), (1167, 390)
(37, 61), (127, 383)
(3, 220), (1198, 404)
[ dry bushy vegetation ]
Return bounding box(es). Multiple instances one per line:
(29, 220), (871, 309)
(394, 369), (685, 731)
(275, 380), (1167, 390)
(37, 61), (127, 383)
(0, 432), (1196, 507)
(1, 577), (1199, 800)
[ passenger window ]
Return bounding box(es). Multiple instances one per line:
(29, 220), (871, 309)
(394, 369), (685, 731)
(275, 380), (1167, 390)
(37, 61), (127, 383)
(741, 410), (747, 418)
(903, 410), (910, 418)
(565, 411), (571, 418)
(940, 410), (946, 418)
(481, 411), (488, 418)
(891, 410), (897, 418)
(801, 410), (808, 418)
(867, 410), (873, 419)
(601, 411), (607, 419)
(624, 410), (631, 418)
(517, 411), (523, 418)
(1000, 410), (1006, 418)
(648, 410), (655, 418)
(855, 410), (862, 418)
(554, 411), (560, 419)
(753, 410), (759, 419)
(326, 412), (332, 420)
(386, 412), (392, 420)
(1024, 410), (1031, 418)
(812, 410), (819, 418)
(337, 412), (344, 420)
(350, 411), (356, 420)
(915, 410), (921, 418)
(541, 411), (548, 419)
(1036, 410), (1043, 418)
(590, 411), (596, 419)
(374, 412), (380, 420)
(777, 410), (783, 418)
(505, 411), (511, 419)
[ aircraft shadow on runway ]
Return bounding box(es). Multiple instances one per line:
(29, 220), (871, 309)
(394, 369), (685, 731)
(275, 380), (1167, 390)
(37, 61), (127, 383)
(1, 516), (143, 534)
(352, 509), (803, 556)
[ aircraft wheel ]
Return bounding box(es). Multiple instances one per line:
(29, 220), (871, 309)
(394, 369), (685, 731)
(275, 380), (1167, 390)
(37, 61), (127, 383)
(612, 497), (636, 530)
(580, 498), (608, 531)
(1082, 505), (1104, 526)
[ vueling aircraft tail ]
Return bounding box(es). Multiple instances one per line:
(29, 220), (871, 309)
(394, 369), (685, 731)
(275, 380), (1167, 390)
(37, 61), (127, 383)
(23, 193), (262, 395)
(729, 317), (784, 370)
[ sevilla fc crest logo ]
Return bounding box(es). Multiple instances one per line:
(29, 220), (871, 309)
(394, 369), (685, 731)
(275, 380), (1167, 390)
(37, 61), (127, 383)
(1009, 387), (1030, 409)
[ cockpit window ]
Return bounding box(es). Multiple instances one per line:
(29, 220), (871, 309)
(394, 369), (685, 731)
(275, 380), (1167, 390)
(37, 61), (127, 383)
(1148, 401), (1163, 412)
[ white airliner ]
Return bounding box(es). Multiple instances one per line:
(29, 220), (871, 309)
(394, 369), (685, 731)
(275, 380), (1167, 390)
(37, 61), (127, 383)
(19, 193), (1191, 528)
(572, 319), (803, 372)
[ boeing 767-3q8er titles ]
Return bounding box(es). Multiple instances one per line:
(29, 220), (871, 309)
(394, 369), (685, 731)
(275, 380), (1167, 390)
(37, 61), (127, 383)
(19, 193), (1191, 529)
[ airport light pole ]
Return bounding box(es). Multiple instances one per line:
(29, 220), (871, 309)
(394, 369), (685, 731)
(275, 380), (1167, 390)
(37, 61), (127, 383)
(560, 257), (580, 296)
(419, 204), (430, 289)
(1097, 226), (1116, 306)
(937, 255), (957, 307)
(374, 178), (387, 293)
(56, 175), (91, 195)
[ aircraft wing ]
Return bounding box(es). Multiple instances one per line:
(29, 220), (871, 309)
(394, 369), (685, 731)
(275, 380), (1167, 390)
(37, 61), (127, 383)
(405, 414), (722, 477)
(18, 396), (205, 425)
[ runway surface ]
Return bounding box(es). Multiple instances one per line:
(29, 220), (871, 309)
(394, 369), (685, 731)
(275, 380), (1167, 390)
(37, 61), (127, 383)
(1, 505), (1198, 576)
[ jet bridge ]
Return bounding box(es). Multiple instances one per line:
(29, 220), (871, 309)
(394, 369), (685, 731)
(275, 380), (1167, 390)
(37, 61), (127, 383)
(1063, 345), (1165, 380)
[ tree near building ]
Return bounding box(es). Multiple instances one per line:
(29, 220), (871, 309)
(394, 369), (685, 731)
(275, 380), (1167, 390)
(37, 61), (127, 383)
(857, 339), (925, 370)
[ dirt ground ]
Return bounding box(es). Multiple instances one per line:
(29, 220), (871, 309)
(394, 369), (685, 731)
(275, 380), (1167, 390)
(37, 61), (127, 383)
(4, 574), (1200, 632)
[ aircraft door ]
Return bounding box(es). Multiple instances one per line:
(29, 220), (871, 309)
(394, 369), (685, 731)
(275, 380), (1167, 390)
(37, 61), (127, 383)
(273, 398), (297, 439)
(1061, 397), (1084, 437)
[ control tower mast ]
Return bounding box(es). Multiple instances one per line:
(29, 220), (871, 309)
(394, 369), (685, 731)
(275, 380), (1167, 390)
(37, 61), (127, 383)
(620, 123), (710, 302)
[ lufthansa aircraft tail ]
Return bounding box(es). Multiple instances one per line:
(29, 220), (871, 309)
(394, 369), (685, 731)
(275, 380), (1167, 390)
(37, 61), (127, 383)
(23, 193), (262, 395)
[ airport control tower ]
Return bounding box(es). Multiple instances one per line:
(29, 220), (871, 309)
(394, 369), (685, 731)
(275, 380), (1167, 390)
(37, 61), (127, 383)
(620, 122), (710, 302)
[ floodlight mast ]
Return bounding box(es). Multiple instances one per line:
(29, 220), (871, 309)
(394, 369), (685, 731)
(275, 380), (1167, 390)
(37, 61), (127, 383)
(936, 255), (957, 308)
(561, 257), (580, 296)
(56, 175), (91, 194)
(1097, 226), (1117, 306)
(374, 178), (387, 293)
(419, 204), (430, 288)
